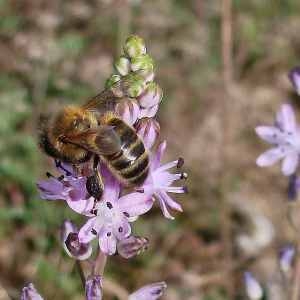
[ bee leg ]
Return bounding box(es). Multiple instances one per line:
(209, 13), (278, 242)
(86, 156), (104, 213)
(54, 159), (72, 176)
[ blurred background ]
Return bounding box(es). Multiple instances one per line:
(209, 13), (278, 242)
(1, 0), (300, 299)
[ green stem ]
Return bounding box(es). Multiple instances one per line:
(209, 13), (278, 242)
(76, 260), (86, 290)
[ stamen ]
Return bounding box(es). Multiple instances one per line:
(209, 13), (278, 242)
(118, 227), (123, 233)
(90, 209), (98, 215)
(181, 172), (188, 180)
(135, 187), (144, 193)
(91, 228), (97, 235)
(46, 172), (53, 178)
(106, 202), (113, 209)
(107, 232), (112, 237)
(58, 175), (65, 181)
(177, 157), (184, 168)
(46, 172), (64, 182)
(123, 212), (130, 218)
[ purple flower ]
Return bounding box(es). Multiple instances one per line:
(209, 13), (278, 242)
(61, 220), (92, 260)
(244, 272), (263, 300)
(85, 275), (102, 300)
(136, 118), (160, 149)
(78, 166), (153, 255)
(115, 98), (140, 126)
(129, 282), (167, 300)
(256, 104), (300, 176)
(139, 141), (187, 219)
(37, 165), (94, 216)
(289, 66), (300, 95)
(288, 174), (300, 200)
(279, 245), (295, 273)
(117, 235), (149, 259)
(21, 283), (43, 300)
(138, 82), (162, 118)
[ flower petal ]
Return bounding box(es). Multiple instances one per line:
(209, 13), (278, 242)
(157, 191), (183, 212)
(98, 226), (117, 255)
(256, 148), (286, 167)
(85, 275), (103, 300)
(255, 126), (285, 144)
(151, 141), (167, 170)
(129, 282), (167, 300)
(21, 283), (44, 300)
(37, 178), (67, 200)
(289, 66), (300, 95)
(78, 217), (100, 243)
(139, 104), (159, 119)
(118, 192), (154, 217)
(67, 177), (87, 201)
(66, 197), (95, 216)
(112, 216), (131, 240)
(116, 99), (140, 126)
(138, 82), (162, 108)
(276, 104), (296, 133)
(101, 165), (120, 203)
(156, 195), (174, 220)
(282, 152), (298, 176)
(136, 118), (160, 150)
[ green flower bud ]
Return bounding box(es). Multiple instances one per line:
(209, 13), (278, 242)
(136, 69), (155, 83)
(105, 74), (121, 89)
(115, 56), (131, 76)
(123, 73), (145, 98)
(131, 54), (154, 72)
(124, 35), (146, 58)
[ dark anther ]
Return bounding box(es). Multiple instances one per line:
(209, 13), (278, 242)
(91, 228), (97, 235)
(183, 186), (189, 193)
(135, 187), (144, 193)
(123, 212), (130, 218)
(106, 202), (113, 209)
(107, 232), (112, 237)
(180, 172), (188, 180)
(118, 227), (123, 233)
(177, 157), (184, 168)
(58, 175), (65, 181)
(46, 172), (53, 178)
(90, 209), (98, 215)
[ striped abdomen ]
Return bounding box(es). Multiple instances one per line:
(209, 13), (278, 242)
(102, 117), (149, 186)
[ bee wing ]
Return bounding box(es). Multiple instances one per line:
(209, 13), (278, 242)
(82, 89), (119, 114)
(65, 126), (122, 156)
(82, 76), (133, 113)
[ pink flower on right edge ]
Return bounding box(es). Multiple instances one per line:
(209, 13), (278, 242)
(255, 104), (300, 176)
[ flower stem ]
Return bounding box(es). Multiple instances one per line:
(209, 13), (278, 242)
(291, 255), (300, 300)
(93, 248), (107, 276)
(76, 260), (86, 290)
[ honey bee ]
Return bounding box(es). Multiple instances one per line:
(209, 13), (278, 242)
(39, 78), (149, 201)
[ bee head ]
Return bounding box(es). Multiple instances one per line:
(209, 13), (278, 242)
(54, 106), (97, 136)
